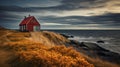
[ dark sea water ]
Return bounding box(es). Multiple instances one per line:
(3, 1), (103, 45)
(46, 30), (120, 54)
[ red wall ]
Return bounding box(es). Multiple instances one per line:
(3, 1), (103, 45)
(26, 17), (40, 31)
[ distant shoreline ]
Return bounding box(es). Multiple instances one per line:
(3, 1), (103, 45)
(8, 28), (120, 31)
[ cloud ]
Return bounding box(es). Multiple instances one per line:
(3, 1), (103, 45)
(38, 12), (120, 29)
(41, 22), (70, 25)
(0, 0), (61, 7)
(0, 0), (119, 29)
(0, 5), (31, 12)
(90, 13), (120, 24)
(61, 0), (108, 9)
(39, 12), (120, 24)
(0, 0), (119, 18)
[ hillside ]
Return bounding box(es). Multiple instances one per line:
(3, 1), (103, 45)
(0, 27), (93, 67)
(0, 27), (119, 67)
(30, 31), (70, 46)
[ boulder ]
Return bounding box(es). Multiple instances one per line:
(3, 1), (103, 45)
(97, 40), (104, 43)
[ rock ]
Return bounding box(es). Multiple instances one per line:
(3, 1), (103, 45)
(70, 40), (80, 45)
(60, 33), (74, 38)
(97, 40), (104, 43)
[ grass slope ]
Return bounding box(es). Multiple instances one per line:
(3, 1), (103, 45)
(0, 28), (93, 67)
(0, 27), (119, 67)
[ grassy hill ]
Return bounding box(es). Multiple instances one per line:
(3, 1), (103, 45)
(0, 27), (119, 67)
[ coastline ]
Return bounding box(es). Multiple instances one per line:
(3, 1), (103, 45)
(60, 34), (120, 64)
(0, 27), (120, 67)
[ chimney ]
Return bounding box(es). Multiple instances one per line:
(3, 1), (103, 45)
(24, 16), (26, 19)
(28, 14), (31, 17)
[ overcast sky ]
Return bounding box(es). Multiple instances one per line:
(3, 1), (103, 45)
(0, 0), (120, 30)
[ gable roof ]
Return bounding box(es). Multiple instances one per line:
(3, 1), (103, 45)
(19, 16), (36, 25)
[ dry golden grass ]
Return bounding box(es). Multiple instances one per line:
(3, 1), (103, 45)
(1, 31), (93, 67)
(6, 32), (30, 42)
(10, 45), (94, 67)
(0, 28), (119, 67)
(3, 40), (94, 67)
(30, 31), (69, 47)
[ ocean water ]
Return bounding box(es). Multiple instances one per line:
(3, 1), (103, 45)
(47, 30), (120, 54)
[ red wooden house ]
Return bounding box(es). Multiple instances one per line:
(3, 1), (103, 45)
(19, 15), (40, 32)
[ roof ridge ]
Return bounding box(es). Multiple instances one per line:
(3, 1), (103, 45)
(26, 16), (34, 25)
(19, 16), (37, 25)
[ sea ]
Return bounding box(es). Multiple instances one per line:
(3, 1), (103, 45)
(46, 30), (120, 54)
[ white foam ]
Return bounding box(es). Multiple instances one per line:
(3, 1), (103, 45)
(69, 36), (120, 54)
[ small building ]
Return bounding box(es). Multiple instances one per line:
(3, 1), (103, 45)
(19, 15), (40, 32)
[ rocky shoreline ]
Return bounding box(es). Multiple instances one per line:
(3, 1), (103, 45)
(60, 34), (120, 64)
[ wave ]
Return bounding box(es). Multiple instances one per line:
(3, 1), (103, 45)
(69, 36), (120, 54)
(69, 36), (113, 43)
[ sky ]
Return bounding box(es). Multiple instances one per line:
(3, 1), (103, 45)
(0, 0), (120, 30)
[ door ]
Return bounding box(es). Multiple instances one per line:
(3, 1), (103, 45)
(33, 26), (40, 31)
